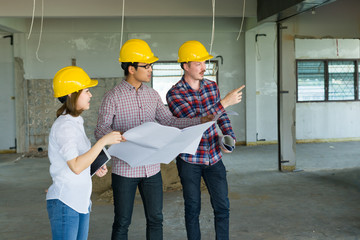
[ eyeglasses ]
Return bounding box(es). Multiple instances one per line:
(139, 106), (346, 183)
(138, 63), (153, 69)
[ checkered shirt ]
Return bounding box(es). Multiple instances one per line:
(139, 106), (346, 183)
(166, 77), (236, 165)
(95, 80), (201, 178)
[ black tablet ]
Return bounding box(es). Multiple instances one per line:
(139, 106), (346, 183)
(90, 147), (111, 176)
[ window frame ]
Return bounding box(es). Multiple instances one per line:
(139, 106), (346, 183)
(296, 59), (360, 103)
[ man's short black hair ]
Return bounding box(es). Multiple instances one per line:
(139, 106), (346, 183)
(121, 62), (138, 76)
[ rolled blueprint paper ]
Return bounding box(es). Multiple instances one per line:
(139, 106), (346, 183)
(220, 135), (235, 152)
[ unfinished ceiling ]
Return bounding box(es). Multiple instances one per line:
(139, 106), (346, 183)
(0, 0), (257, 18)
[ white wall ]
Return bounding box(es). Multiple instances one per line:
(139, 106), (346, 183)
(254, 24), (277, 142)
(249, 0), (360, 143)
(0, 33), (16, 151)
(245, 23), (278, 144)
(297, 102), (360, 139)
(295, 38), (360, 140)
(295, 39), (360, 59)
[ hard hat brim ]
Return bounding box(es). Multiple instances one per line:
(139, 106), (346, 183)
(85, 79), (98, 89)
(119, 56), (159, 64)
(144, 56), (159, 64)
(177, 54), (213, 63)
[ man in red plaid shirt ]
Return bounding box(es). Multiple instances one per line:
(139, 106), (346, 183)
(166, 40), (245, 240)
(95, 39), (214, 240)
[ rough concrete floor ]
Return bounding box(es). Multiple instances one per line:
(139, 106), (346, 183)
(1, 142), (360, 240)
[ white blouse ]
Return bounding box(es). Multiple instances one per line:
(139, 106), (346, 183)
(46, 114), (92, 214)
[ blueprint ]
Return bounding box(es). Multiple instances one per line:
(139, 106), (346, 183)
(107, 121), (214, 167)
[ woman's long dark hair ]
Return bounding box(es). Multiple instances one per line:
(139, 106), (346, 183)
(56, 90), (83, 118)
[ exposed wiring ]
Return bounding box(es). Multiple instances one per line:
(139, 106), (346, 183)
(255, 34), (267, 61)
(256, 40), (261, 61)
(208, 0), (217, 75)
(236, 0), (246, 41)
(27, 0), (36, 40)
(209, 0), (215, 55)
(35, 0), (44, 62)
(120, 0), (125, 51)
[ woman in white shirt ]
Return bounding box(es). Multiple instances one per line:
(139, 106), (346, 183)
(46, 66), (124, 240)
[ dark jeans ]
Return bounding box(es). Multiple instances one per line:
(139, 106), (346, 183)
(111, 172), (163, 240)
(176, 158), (230, 240)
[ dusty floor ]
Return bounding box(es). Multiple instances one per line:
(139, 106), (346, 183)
(1, 142), (360, 240)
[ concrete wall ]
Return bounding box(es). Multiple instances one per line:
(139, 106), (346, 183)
(290, 0), (360, 141)
(243, 0), (360, 170)
(255, 25), (278, 142)
(247, 0), (360, 145)
(0, 34), (16, 151)
(296, 39), (360, 140)
(26, 78), (119, 152)
(245, 23), (278, 145)
(9, 17), (246, 152)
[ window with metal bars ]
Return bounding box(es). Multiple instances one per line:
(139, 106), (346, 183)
(296, 60), (359, 102)
(151, 61), (218, 104)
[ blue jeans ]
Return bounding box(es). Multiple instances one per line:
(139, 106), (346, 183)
(111, 172), (163, 240)
(176, 158), (230, 240)
(47, 199), (90, 240)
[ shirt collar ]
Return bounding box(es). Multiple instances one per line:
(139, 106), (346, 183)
(121, 79), (144, 91)
(59, 114), (84, 125)
(180, 76), (204, 92)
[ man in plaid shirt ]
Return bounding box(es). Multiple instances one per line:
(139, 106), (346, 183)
(95, 39), (214, 240)
(166, 40), (245, 240)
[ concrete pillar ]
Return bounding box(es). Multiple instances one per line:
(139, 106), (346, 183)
(278, 22), (296, 171)
(245, 30), (257, 145)
(13, 33), (28, 153)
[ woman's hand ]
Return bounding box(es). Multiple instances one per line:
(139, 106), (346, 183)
(95, 165), (108, 177)
(102, 131), (126, 145)
(67, 131), (125, 175)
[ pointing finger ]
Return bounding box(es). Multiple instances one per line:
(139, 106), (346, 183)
(236, 85), (245, 93)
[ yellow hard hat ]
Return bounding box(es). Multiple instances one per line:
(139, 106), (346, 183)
(178, 40), (213, 63)
(53, 66), (98, 98)
(119, 39), (159, 64)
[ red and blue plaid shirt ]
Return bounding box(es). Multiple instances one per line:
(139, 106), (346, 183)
(166, 77), (236, 165)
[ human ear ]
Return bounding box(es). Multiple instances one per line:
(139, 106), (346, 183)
(128, 65), (136, 75)
(183, 62), (190, 71)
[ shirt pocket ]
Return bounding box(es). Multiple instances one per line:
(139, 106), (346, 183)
(144, 100), (157, 121)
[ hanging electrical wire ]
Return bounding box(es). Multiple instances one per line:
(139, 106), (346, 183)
(119, 0), (125, 51)
(236, 0), (246, 41)
(27, 0), (36, 40)
(208, 0), (217, 75)
(35, 0), (44, 62)
(209, 0), (215, 55)
(256, 39), (261, 61)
